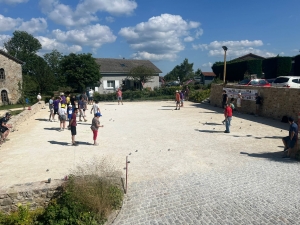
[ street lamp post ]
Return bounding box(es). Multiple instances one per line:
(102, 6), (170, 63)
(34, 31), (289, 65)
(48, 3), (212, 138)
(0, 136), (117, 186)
(222, 46), (228, 83)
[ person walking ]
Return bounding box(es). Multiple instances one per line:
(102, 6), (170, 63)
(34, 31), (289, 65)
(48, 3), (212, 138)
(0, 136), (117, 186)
(70, 108), (79, 146)
(255, 93), (263, 116)
(58, 106), (67, 131)
(70, 95), (76, 110)
(79, 98), (87, 122)
(53, 97), (60, 121)
(49, 96), (54, 121)
(282, 117), (298, 158)
(89, 88), (94, 105)
(91, 113), (104, 146)
(224, 103), (233, 133)
(37, 93), (42, 104)
(175, 90), (181, 110)
(116, 88), (123, 105)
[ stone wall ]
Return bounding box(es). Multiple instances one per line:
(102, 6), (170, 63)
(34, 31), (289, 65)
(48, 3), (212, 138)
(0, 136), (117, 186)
(0, 180), (63, 213)
(0, 53), (22, 105)
(9, 101), (45, 131)
(210, 84), (300, 120)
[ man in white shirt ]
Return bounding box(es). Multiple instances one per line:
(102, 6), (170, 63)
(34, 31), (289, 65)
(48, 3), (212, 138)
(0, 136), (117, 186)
(37, 93), (41, 104)
(88, 88), (94, 105)
(58, 106), (67, 131)
(90, 101), (101, 115)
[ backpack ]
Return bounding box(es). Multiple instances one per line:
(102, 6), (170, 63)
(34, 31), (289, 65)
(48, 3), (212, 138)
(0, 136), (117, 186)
(230, 103), (235, 110)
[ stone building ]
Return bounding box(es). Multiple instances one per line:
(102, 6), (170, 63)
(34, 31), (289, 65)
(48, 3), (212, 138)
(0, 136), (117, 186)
(0, 50), (23, 105)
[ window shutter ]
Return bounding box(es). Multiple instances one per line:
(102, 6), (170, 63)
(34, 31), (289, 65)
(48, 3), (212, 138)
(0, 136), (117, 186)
(115, 80), (119, 89)
(103, 80), (107, 88)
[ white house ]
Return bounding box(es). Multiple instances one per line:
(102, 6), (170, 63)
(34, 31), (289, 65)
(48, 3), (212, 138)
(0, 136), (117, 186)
(95, 58), (162, 94)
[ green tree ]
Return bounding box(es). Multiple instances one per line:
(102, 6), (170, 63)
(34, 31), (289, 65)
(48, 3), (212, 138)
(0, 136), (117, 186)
(60, 53), (101, 92)
(128, 65), (156, 90)
(44, 49), (65, 87)
(164, 58), (194, 82)
(4, 30), (42, 75)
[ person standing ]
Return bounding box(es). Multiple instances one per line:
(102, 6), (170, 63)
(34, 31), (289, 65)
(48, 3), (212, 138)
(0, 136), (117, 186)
(224, 103), (233, 133)
(67, 104), (73, 128)
(175, 90), (181, 110)
(49, 96), (54, 122)
(89, 88), (94, 105)
(37, 93), (42, 104)
(222, 90), (228, 108)
(91, 113), (104, 146)
(116, 88), (123, 105)
(236, 93), (242, 113)
(180, 90), (184, 107)
(90, 101), (101, 115)
(79, 98), (87, 122)
(66, 94), (71, 105)
(0, 113), (12, 142)
(53, 97), (60, 121)
(80, 91), (88, 109)
(255, 93), (263, 116)
(282, 117), (298, 158)
(70, 95), (76, 110)
(60, 93), (66, 109)
(58, 106), (67, 131)
(70, 108), (79, 146)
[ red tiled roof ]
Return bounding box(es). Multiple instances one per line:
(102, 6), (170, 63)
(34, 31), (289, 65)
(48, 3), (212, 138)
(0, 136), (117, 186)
(202, 72), (216, 77)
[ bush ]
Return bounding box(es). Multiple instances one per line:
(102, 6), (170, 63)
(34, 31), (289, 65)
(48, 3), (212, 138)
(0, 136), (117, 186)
(262, 56), (292, 78)
(189, 89), (211, 103)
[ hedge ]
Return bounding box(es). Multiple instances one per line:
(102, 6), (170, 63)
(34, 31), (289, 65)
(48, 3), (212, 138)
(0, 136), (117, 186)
(294, 55), (300, 76)
(262, 57), (292, 79)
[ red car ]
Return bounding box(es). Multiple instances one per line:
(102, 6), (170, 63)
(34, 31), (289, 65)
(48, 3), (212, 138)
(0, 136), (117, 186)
(238, 79), (271, 87)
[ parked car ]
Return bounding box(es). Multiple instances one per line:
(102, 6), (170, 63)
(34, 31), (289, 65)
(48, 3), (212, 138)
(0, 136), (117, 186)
(165, 81), (180, 87)
(272, 76), (300, 88)
(266, 78), (276, 84)
(238, 79), (271, 87)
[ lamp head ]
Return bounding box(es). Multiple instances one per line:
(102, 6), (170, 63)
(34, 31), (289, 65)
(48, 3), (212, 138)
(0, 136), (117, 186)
(222, 46), (228, 51)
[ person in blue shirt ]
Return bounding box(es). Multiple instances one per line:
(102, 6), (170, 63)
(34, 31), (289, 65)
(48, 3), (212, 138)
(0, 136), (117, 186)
(282, 117), (298, 158)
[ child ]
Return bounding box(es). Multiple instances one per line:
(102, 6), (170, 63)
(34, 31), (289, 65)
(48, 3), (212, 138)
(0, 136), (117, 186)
(230, 98), (235, 111)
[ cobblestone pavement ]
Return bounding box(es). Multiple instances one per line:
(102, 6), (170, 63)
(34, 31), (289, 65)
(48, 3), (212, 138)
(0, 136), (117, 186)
(1, 101), (299, 224)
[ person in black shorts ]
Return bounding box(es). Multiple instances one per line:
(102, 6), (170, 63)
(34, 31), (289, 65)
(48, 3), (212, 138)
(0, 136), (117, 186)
(70, 108), (79, 146)
(0, 112), (12, 143)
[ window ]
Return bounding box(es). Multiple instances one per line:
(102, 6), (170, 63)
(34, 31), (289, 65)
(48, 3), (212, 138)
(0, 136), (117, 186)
(107, 80), (115, 88)
(1, 90), (8, 103)
(273, 77), (289, 83)
(0, 69), (5, 80)
(292, 79), (299, 84)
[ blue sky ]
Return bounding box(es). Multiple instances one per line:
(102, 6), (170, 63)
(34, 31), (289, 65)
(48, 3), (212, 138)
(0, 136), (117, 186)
(0, 0), (299, 75)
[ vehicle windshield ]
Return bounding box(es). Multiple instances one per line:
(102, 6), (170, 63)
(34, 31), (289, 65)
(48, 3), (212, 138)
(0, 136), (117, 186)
(250, 80), (259, 85)
(238, 79), (250, 85)
(274, 77), (289, 83)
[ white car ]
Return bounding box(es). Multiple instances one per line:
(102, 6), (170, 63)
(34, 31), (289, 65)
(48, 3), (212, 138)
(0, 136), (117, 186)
(272, 76), (300, 88)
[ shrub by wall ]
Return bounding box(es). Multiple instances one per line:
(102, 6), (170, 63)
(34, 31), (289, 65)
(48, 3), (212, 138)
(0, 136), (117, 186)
(262, 57), (292, 79)
(294, 55), (300, 76)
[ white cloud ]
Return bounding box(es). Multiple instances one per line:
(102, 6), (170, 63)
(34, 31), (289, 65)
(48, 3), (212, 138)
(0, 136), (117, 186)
(0, 34), (10, 48)
(52, 24), (117, 48)
(18, 18), (47, 34)
(202, 62), (213, 67)
(184, 36), (194, 42)
(0, 0), (28, 4)
(193, 40), (275, 58)
(195, 28), (203, 38)
(39, 0), (137, 27)
(119, 13), (201, 61)
(0, 14), (22, 31)
(36, 36), (82, 54)
(105, 16), (115, 23)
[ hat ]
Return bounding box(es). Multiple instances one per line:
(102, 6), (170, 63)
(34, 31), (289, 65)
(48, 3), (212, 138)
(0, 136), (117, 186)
(68, 104), (72, 107)
(60, 92), (64, 95)
(238, 93), (241, 95)
(288, 117), (294, 122)
(176, 90), (179, 92)
(5, 112), (11, 117)
(95, 113), (101, 117)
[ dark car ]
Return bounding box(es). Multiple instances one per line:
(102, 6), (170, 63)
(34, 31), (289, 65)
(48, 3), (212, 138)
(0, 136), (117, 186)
(165, 81), (180, 87)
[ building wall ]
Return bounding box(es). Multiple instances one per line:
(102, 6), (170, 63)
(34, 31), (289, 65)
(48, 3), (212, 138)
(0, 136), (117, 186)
(0, 54), (22, 105)
(98, 74), (159, 94)
(204, 76), (215, 85)
(210, 83), (300, 120)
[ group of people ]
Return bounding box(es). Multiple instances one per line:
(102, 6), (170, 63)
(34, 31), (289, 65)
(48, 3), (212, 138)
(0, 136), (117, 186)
(174, 87), (189, 110)
(0, 112), (12, 145)
(48, 91), (103, 146)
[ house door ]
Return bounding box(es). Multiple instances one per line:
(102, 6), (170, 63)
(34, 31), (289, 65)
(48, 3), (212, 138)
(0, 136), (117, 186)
(1, 90), (8, 103)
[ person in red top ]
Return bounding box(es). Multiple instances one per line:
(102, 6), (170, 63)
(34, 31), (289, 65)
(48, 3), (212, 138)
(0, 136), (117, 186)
(175, 90), (181, 110)
(70, 108), (79, 146)
(224, 103), (233, 133)
(116, 88), (123, 105)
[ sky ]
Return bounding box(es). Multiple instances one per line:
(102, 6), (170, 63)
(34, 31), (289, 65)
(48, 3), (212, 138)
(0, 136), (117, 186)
(0, 0), (299, 76)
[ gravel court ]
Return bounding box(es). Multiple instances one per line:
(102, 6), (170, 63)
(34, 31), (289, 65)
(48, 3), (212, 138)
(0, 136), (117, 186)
(0, 101), (299, 224)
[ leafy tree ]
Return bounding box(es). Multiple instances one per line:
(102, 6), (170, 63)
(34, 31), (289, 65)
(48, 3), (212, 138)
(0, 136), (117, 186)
(164, 58), (194, 82)
(44, 49), (63, 77)
(60, 53), (101, 92)
(4, 30), (42, 75)
(128, 65), (155, 90)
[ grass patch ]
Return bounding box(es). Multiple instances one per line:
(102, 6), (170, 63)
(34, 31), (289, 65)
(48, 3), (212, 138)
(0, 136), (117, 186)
(0, 104), (29, 110)
(0, 158), (124, 225)
(9, 110), (24, 116)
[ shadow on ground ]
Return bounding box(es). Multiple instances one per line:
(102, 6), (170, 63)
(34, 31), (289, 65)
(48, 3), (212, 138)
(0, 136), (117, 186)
(192, 103), (289, 130)
(240, 151), (299, 163)
(44, 127), (60, 131)
(35, 118), (49, 122)
(48, 140), (92, 146)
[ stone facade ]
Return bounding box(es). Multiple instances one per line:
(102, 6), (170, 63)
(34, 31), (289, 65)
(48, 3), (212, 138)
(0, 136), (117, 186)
(210, 83), (300, 120)
(0, 180), (63, 213)
(0, 50), (23, 105)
